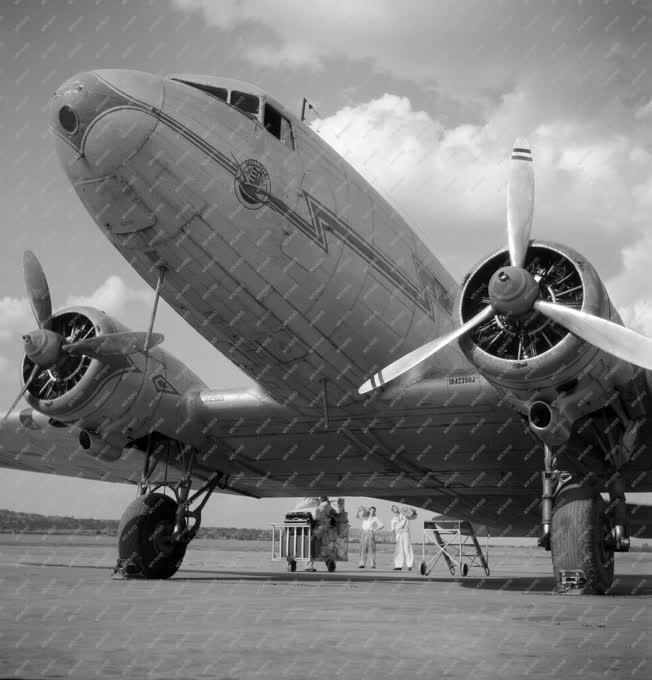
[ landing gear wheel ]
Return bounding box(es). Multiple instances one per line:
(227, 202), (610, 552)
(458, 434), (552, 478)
(420, 562), (427, 576)
(287, 559), (297, 573)
(118, 493), (187, 579)
(550, 484), (614, 595)
(462, 563), (469, 577)
(326, 559), (336, 572)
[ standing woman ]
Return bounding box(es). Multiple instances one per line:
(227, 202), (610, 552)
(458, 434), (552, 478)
(357, 506), (384, 568)
(391, 505), (416, 570)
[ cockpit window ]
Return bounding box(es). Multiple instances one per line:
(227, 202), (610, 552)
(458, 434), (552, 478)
(264, 104), (294, 150)
(230, 91), (260, 116)
(173, 79), (227, 102)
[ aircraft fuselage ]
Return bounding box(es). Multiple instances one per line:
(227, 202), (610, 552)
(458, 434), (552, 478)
(52, 70), (466, 414)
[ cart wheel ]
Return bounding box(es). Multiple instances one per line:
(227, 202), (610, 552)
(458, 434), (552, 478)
(449, 564), (456, 576)
(287, 559), (297, 573)
(419, 562), (427, 576)
(484, 567), (491, 576)
(326, 559), (336, 572)
(462, 563), (469, 577)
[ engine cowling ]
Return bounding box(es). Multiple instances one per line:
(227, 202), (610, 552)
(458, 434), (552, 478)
(21, 305), (206, 451)
(456, 241), (648, 441)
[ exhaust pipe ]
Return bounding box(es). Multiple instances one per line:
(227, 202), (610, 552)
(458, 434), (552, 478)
(78, 429), (123, 462)
(529, 401), (572, 445)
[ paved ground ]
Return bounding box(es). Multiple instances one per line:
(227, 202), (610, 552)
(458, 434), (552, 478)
(0, 535), (650, 679)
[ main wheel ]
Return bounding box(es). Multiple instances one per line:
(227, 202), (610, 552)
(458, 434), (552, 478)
(118, 493), (187, 579)
(326, 559), (336, 572)
(550, 484), (614, 595)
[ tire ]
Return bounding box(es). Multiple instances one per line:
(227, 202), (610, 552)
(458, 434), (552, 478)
(118, 493), (186, 579)
(462, 563), (469, 577)
(550, 484), (614, 595)
(420, 562), (427, 576)
(326, 559), (336, 572)
(287, 559), (297, 572)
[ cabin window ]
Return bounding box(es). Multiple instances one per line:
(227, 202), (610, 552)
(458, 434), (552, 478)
(173, 79), (227, 102)
(230, 91), (260, 116)
(264, 104), (294, 149)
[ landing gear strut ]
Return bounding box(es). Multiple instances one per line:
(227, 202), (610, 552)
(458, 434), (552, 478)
(537, 444), (571, 551)
(605, 473), (630, 552)
(114, 445), (226, 579)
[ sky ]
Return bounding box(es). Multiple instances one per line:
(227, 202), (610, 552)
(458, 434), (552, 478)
(1, 0), (652, 526)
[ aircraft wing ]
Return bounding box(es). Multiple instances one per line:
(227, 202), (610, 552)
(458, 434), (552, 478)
(0, 409), (143, 484)
(4, 384), (649, 538)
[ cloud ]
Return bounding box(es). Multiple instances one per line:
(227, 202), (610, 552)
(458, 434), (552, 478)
(0, 297), (32, 342)
(170, 1), (651, 122)
(65, 276), (151, 316)
(607, 233), (652, 336)
(311, 92), (652, 282)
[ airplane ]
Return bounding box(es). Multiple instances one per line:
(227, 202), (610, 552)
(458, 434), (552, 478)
(1, 69), (651, 594)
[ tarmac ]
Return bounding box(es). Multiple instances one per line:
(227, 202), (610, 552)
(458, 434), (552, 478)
(0, 535), (650, 679)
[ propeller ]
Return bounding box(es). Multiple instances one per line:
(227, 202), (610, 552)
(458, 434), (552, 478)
(359, 306), (494, 394)
(23, 250), (52, 328)
(507, 139), (534, 268)
(359, 139), (652, 395)
(0, 365), (39, 428)
(0, 252), (165, 427)
(63, 331), (163, 358)
(533, 301), (652, 371)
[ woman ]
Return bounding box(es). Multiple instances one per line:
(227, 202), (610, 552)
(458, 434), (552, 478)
(357, 506), (384, 569)
(391, 505), (415, 570)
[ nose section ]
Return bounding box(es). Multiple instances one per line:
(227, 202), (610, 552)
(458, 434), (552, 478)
(51, 70), (164, 179)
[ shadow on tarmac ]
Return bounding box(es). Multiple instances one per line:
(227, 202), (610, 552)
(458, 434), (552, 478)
(18, 562), (651, 596)
(174, 571), (652, 595)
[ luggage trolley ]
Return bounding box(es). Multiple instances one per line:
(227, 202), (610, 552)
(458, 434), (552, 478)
(419, 519), (490, 577)
(272, 520), (316, 572)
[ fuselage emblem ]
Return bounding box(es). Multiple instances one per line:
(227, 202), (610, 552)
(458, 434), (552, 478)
(234, 158), (271, 210)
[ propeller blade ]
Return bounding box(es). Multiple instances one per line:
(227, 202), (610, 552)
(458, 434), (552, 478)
(62, 331), (164, 358)
(358, 305), (494, 394)
(534, 300), (652, 371)
(23, 251), (52, 329)
(507, 138), (535, 268)
(0, 364), (40, 428)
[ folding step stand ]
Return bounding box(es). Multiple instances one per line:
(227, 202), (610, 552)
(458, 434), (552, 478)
(420, 520), (491, 577)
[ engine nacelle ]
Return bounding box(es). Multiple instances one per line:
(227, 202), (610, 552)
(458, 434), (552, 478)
(456, 241), (648, 439)
(21, 306), (206, 450)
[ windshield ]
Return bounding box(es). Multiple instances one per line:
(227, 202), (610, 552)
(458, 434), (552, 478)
(172, 79), (227, 102)
(230, 91), (260, 116)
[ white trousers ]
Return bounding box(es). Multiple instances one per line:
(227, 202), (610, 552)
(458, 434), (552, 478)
(359, 529), (376, 566)
(394, 531), (414, 568)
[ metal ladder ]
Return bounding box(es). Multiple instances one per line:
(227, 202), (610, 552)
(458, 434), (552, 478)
(420, 520), (490, 577)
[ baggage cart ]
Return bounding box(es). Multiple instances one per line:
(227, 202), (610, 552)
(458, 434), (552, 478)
(272, 521), (315, 572)
(271, 518), (349, 573)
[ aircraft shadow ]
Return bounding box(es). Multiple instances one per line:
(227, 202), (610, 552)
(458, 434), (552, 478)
(17, 562), (652, 595)
(173, 569), (652, 595)
(457, 574), (652, 596)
